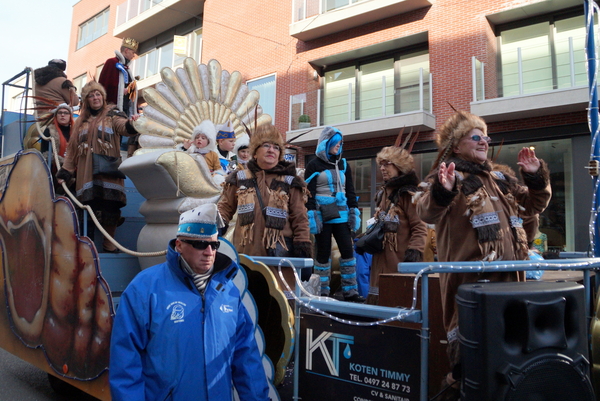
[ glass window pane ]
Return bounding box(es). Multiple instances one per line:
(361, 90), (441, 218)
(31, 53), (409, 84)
(159, 42), (174, 70)
(397, 51), (430, 113)
(96, 64), (104, 81)
(359, 59), (394, 119)
(134, 54), (146, 80)
(147, 50), (158, 77)
(173, 34), (189, 67)
(324, 66), (355, 125)
(324, 0), (350, 12)
(493, 139), (572, 252)
(77, 8), (108, 49)
(555, 16), (587, 88)
(102, 9), (109, 35)
(348, 158), (373, 234)
(192, 30), (203, 62)
(500, 22), (552, 96)
(128, 0), (138, 20)
(248, 75), (276, 122)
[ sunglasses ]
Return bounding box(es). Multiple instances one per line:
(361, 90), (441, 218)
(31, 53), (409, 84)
(180, 239), (220, 251)
(468, 134), (491, 143)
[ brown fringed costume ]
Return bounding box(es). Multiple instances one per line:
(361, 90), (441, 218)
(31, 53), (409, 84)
(217, 125), (311, 258)
(218, 159), (312, 257)
(57, 81), (138, 252)
(367, 144), (427, 305)
(415, 110), (552, 354)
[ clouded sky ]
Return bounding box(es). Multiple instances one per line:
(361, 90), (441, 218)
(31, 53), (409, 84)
(0, 0), (74, 86)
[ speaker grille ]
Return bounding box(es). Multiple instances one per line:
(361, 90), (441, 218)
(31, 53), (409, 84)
(505, 357), (594, 401)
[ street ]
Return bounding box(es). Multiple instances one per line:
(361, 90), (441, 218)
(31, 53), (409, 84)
(0, 347), (98, 401)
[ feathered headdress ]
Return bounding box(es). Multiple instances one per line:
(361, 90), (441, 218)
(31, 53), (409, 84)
(376, 127), (419, 175)
(433, 107), (487, 168)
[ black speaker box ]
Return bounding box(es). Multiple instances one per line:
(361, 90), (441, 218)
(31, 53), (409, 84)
(457, 281), (595, 401)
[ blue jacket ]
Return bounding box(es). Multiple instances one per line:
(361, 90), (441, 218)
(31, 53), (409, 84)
(305, 127), (358, 225)
(109, 240), (269, 401)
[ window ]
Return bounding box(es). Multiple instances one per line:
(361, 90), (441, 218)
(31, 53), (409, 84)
(349, 158), (374, 233)
(247, 75), (276, 122)
(498, 12), (593, 97)
(323, 48), (430, 126)
(134, 30), (202, 81)
(159, 42), (174, 71)
(323, 0), (367, 13)
(77, 8), (109, 49)
(96, 64), (104, 81)
(73, 74), (88, 98)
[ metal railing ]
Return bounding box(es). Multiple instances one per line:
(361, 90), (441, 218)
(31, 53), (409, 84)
(472, 36), (586, 102)
(289, 68), (432, 131)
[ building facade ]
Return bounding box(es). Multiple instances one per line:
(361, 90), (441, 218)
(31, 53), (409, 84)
(67, 0), (597, 252)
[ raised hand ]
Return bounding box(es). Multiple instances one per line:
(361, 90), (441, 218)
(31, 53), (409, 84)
(517, 147), (540, 173)
(438, 161), (456, 191)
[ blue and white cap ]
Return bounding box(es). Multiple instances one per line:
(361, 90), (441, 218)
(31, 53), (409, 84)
(216, 120), (236, 140)
(177, 204), (220, 239)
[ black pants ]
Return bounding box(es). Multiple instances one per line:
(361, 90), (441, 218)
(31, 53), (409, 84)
(315, 223), (354, 263)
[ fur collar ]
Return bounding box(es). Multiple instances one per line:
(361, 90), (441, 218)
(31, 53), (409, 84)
(447, 157), (491, 175)
(384, 171), (419, 191)
(114, 50), (130, 65)
(248, 159), (297, 177)
(226, 159), (305, 189)
(34, 65), (67, 86)
(377, 171), (420, 204)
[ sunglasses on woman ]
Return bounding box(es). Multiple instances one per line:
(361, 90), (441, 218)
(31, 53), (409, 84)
(468, 134), (491, 143)
(180, 239), (220, 251)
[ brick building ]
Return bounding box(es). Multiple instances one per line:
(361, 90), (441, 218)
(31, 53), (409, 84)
(67, 0), (595, 252)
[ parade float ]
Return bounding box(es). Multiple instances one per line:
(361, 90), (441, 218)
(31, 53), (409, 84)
(3, 22), (600, 399)
(0, 58), (294, 401)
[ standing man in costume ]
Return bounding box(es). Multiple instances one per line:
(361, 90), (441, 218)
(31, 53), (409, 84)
(99, 37), (138, 116)
(110, 204), (270, 400)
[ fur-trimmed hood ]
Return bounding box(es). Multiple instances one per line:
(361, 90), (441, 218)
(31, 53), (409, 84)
(189, 120), (217, 153)
(34, 65), (67, 86)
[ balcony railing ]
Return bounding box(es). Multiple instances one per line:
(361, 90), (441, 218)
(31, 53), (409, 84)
(289, 68), (432, 131)
(472, 36), (587, 102)
(292, 0), (368, 22)
(116, 0), (164, 28)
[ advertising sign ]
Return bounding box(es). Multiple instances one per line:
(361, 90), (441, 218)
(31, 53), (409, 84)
(300, 312), (421, 401)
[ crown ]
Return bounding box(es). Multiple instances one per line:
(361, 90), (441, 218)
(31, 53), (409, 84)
(122, 37), (139, 52)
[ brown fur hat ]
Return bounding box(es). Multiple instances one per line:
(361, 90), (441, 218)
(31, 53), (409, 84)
(249, 124), (285, 161)
(436, 110), (487, 152)
(80, 81), (107, 106)
(376, 146), (415, 175)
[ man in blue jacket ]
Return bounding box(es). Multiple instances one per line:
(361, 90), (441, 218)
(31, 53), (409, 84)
(109, 204), (270, 400)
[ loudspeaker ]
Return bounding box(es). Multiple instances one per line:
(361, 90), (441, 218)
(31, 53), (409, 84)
(457, 281), (595, 401)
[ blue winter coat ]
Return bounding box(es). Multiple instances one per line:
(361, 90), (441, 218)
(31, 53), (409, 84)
(305, 127), (358, 225)
(109, 240), (270, 401)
